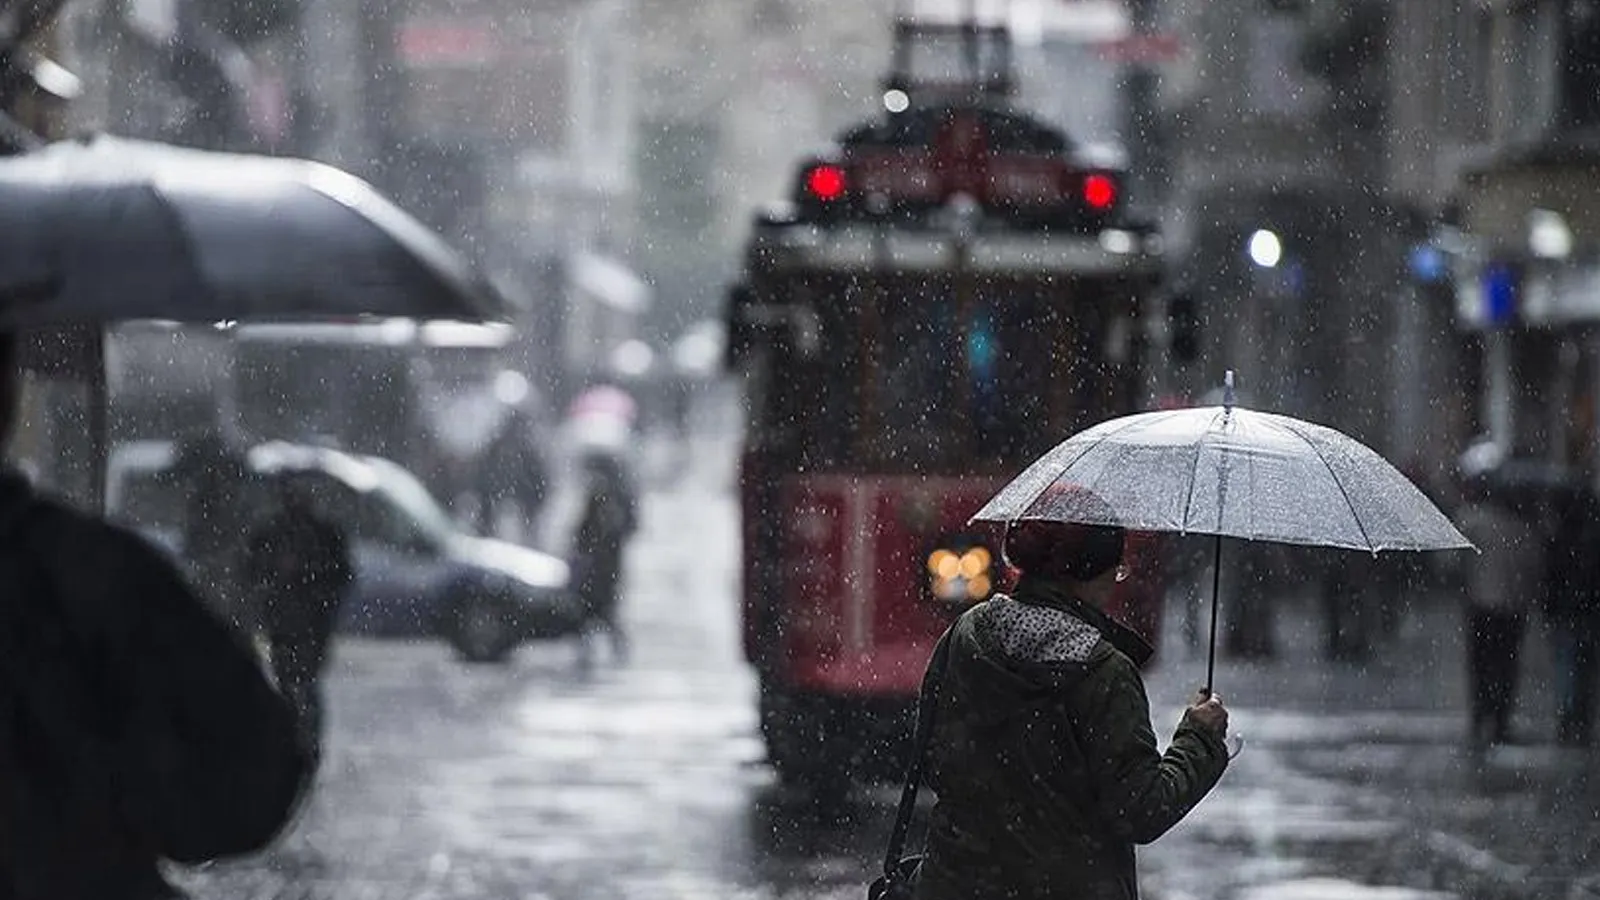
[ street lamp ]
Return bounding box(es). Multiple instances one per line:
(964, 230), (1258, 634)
(1528, 208), (1574, 260)
(1247, 229), (1283, 268)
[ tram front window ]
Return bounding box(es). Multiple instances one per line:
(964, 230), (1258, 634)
(851, 280), (1067, 473)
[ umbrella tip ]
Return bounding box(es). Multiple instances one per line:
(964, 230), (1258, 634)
(1223, 370), (1236, 411)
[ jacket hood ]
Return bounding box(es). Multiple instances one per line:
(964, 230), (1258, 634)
(950, 576), (1152, 727)
(1012, 576), (1154, 668)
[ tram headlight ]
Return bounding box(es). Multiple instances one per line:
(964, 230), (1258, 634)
(926, 544), (997, 605)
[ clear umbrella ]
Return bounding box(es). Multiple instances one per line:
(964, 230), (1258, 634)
(971, 371), (1475, 691)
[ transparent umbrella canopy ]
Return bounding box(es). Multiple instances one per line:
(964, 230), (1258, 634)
(971, 372), (1475, 691)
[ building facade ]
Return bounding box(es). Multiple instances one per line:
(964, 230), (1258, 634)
(1442, 0), (1600, 480)
(1154, 0), (1487, 494)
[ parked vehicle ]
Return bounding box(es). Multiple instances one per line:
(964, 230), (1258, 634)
(107, 439), (582, 663)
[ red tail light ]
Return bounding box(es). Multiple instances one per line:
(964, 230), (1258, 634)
(806, 164), (848, 202)
(1083, 173), (1117, 211)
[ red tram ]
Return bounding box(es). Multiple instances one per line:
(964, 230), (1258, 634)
(724, 16), (1168, 793)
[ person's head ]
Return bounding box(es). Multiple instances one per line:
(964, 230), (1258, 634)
(0, 331), (18, 450)
(584, 451), (626, 486)
(1001, 484), (1127, 603)
(1003, 519), (1127, 588)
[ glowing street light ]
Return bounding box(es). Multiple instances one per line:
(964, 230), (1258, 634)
(1248, 229), (1283, 269)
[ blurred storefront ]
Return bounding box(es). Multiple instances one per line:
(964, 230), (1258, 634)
(1449, 148), (1600, 476)
(1439, 0), (1600, 480)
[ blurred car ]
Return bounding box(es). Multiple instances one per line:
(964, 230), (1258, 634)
(107, 438), (583, 663)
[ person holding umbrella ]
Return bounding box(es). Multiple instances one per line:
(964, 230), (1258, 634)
(911, 489), (1231, 900)
(0, 333), (309, 897)
(873, 375), (1473, 900)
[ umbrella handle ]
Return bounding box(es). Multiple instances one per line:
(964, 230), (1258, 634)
(1204, 532), (1221, 696)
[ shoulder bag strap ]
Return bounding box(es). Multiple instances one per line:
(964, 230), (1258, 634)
(881, 626), (954, 879)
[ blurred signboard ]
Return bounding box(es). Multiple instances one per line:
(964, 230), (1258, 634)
(397, 18), (500, 69)
(1516, 263), (1600, 326)
(1094, 33), (1183, 63)
(1455, 259), (1600, 328)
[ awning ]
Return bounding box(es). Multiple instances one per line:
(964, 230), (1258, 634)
(571, 252), (650, 314)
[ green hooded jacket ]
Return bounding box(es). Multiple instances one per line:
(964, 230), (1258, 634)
(914, 577), (1228, 900)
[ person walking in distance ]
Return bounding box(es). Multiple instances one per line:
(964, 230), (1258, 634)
(1453, 475), (1544, 748)
(245, 477), (355, 769)
(573, 452), (638, 666)
(1542, 484), (1600, 747)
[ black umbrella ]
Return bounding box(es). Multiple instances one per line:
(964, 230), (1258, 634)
(0, 134), (514, 326)
(0, 134), (517, 509)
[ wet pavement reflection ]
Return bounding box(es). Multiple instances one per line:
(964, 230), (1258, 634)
(171, 434), (1600, 900)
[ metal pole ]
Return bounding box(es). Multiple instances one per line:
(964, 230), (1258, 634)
(1205, 532), (1221, 695)
(1485, 328), (1513, 452)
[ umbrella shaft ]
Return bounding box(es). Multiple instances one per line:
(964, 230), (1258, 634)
(1205, 534), (1221, 695)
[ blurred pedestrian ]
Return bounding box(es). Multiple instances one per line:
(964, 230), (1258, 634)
(476, 405), (551, 542)
(912, 498), (1230, 900)
(174, 430), (254, 631)
(245, 477), (354, 769)
(1453, 478), (1544, 748)
(1542, 485), (1600, 747)
(0, 332), (308, 898)
(1319, 549), (1376, 662)
(1223, 541), (1278, 660)
(572, 452), (638, 667)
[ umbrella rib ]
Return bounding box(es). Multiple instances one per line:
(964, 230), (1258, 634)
(1277, 418), (1374, 550)
(1179, 407), (1225, 534)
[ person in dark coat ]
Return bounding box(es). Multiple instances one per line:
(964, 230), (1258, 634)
(174, 431), (253, 631)
(1453, 478), (1543, 747)
(0, 332), (308, 898)
(476, 406), (551, 539)
(245, 477), (355, 768)
(916, 506), (1230, 900)
(572, 452), (638, 665)
(1543, 485), (1600, 747)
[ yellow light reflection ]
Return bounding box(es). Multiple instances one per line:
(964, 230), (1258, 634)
(959, 548), (991, 578)
(927, 549), (956, 576)
(937, 554), (961, 580)
(968, 574), (992, 599)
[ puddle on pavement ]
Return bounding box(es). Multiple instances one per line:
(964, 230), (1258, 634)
(1233, 877), (1459, 900)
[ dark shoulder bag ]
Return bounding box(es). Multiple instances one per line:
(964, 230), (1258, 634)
(868, 628), (953, 900)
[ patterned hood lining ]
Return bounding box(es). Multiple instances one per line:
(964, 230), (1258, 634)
(970, 594), (1102, 666)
